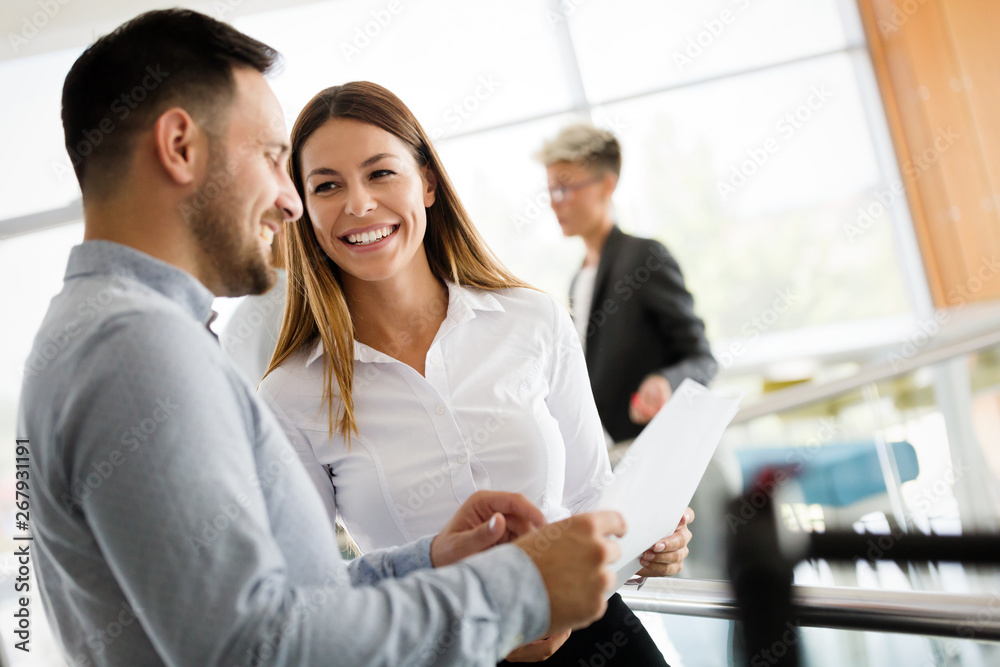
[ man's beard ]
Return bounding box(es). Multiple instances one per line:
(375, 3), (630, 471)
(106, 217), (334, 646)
(184, 145), (276, 297)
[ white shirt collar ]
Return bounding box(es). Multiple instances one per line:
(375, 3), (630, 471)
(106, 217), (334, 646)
(304, 281), (505, 368)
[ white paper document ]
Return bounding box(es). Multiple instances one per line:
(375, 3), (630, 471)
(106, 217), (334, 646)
(595, 379), (742, 591)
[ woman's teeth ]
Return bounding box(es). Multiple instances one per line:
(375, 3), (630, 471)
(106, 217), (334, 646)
(345, 225), (397, 246)
(260, 225), (275, 245)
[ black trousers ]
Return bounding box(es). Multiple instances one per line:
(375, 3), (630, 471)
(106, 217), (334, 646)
(498, 593), (669, 666)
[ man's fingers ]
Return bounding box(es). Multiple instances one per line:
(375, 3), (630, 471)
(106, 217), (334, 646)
(480, 491), (547, 530)
(504, 512), (543, 539)
(590, 510), (627, 539)
(681, 507), (695, 525)
(602, 536), (622, 565)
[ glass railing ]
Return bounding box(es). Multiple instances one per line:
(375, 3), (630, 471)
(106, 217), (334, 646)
(627, 309), (1000, 666)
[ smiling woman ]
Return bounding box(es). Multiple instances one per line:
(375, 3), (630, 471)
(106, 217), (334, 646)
(268, 81), (530, 438)
(258, 81), (690, 665)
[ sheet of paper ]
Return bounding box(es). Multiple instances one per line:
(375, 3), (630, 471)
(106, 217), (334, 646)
(595, 379), (743, 591)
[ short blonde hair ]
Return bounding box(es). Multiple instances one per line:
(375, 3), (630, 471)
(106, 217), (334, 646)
(535, 123), (621, 177)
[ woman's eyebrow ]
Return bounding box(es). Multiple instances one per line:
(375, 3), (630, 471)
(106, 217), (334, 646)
(360, 152), (396, 168)
(307, 166), (339, 179)
(306, 153), (399, 180)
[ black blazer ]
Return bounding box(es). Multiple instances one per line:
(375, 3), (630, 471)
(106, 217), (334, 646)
(571, 226), (716, 442)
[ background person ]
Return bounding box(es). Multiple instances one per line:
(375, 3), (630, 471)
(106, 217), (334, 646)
(536, 124), (717, 446)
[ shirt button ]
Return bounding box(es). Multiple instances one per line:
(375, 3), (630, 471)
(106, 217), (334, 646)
(429, 355), (441, 365)
(435, 405), (446, 415)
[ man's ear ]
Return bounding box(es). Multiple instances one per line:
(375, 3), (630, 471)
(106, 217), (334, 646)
(152, 108), (205, 186)
(422, 165), (438, 208)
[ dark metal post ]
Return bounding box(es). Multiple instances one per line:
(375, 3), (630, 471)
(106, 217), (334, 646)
(726, 468), (801, 667)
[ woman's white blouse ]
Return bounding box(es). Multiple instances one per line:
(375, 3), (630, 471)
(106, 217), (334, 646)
(257, 283), (613, 553)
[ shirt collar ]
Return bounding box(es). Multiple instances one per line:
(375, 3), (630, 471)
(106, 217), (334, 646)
(65, 240), (217, 328)
(304, 281), (505, 367)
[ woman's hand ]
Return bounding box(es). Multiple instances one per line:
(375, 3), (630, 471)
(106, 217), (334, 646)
(430, 491), (547, 567)
(629, 375), (672, 424)
(504, 630), (572, 662)
(636, 507), (694, 577)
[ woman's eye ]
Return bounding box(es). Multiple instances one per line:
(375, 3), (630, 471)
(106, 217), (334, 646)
(371, 169), (395, 179)
(314, 182), (338, 194)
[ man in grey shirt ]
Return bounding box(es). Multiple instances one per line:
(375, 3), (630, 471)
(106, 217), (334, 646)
(17, 10), (635, 665)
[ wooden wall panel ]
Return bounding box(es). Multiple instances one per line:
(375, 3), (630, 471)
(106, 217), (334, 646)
(858, 0), (1000, 306)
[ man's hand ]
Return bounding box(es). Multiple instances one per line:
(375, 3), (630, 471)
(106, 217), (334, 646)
(514, 511), (626, 636)
(636, 507), (694, 577)
(503, 630), (572, 662)
(431, 491), (547, 567)
(629, 375), (672, 424)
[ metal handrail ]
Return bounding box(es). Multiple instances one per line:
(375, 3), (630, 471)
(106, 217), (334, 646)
(731, 325), (1000, 424)
(621, 579), (1000, 641)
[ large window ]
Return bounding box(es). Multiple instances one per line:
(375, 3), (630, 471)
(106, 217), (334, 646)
(229, 0), (915, 347)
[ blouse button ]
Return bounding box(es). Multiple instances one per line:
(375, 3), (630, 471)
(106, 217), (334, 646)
(429, 354), (441, 365)
(435, 404), (446, 415)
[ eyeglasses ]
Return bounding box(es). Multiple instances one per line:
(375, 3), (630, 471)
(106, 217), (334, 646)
(548, 176), (602, 203)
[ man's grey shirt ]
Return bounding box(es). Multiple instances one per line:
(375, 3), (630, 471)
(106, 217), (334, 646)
(17, 240), (548, 666)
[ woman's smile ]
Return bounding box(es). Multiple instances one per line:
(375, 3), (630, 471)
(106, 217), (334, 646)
(340, 223), (400, 250)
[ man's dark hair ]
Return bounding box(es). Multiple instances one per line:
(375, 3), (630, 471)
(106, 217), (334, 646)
(61, 9), (279, 197)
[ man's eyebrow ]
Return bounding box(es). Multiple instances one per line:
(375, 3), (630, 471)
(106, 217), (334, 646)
(306, 153), (399, 180)
(265, 141), (290, 156)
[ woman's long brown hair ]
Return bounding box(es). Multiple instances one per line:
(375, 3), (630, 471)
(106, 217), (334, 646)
(263, 81), (529, 441)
